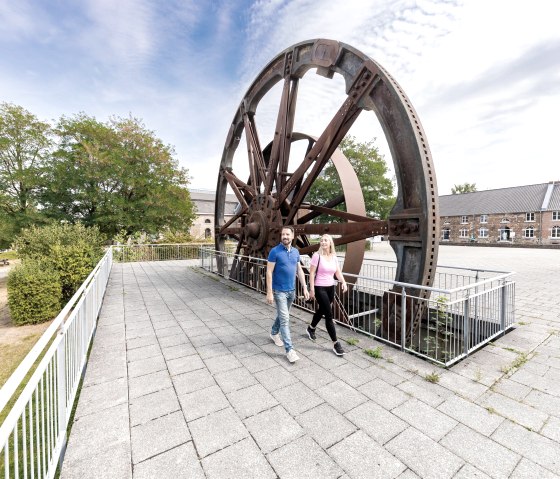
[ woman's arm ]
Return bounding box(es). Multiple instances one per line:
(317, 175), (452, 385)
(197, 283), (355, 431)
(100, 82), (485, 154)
(333, 256), (348, 293)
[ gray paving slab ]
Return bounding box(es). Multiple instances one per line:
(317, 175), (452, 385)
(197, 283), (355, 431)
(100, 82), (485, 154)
(61, 247), (560, 478)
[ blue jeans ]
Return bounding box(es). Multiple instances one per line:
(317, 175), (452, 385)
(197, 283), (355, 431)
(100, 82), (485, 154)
(271, 289), (295, 352)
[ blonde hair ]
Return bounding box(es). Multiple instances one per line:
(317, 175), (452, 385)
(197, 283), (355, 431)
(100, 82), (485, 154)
(319, 234), (336, 256)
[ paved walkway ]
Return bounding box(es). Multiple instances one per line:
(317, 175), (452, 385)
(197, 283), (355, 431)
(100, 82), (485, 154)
(60, 245), (560, 479)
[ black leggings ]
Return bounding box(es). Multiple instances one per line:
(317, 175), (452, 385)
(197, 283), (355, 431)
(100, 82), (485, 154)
(311, 285), (337, 341)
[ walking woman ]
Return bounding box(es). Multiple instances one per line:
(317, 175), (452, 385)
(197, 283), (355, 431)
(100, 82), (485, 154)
(307, 234), (348, 356)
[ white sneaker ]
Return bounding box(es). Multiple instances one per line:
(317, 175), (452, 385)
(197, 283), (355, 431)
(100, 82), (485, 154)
(270, 333), (283, 347)
(286, 349), (300, 363)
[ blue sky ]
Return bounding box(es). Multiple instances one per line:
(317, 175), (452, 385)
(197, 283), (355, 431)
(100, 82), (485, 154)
(1, 0), (559, 195)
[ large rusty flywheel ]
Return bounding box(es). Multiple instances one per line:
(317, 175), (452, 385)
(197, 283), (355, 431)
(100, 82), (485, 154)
(215, 39), (439, 341)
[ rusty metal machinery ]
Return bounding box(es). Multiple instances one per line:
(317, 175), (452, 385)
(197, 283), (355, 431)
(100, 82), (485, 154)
(215, 39), (439, 341)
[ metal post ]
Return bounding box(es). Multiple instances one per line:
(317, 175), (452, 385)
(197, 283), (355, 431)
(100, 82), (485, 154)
(500, 278), (507, 334)
(56, 327), (67, 468)
(463, 293), (470, 356)
(401, 288), (407, 351)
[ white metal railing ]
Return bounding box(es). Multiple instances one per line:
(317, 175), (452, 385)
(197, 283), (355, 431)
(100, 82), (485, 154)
(200, 247), (515, 367)
(0, 248), (112, 478)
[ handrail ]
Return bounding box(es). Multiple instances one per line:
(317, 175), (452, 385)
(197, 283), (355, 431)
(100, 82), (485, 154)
(0, 248), (112, 415)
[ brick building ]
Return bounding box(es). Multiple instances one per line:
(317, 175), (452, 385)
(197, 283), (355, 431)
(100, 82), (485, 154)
(439, 181), (560, 246)
(189, 189), (238, 240)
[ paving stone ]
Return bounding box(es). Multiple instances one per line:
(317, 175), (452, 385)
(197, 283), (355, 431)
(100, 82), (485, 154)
(201, 437), (275, 479)
(254, 365), (299, 392)
(227, 341), (263, 359)
(292, 364), (337, 390)
(166, 354), (205, 376)
(358, 378), (410, 410)
(244, 405), (303, 453)
(179, 384), (229, 422)
(213, 366), (257, 394)
(189, 407), (249, 457)
(204, 353), (243, 374)
(523, 389), (560, 418)
(296, 403), (356, 449)
(172, 367), (216, 395)
(541, 416), (560, 443)
(452, 464), (492, 479)
(436, 395), (504, 436)
(128, 355), (167, 378)
(129, 387), (180, 426)
(272, 381), (324, 416)
(74, 377), (128, 418)
(492, 420), (560, 474)
(386, 427), (464, 479)
(82, 353), (127, 387)
(131, 411), (190, 464)
(134, 443), (204, 479)
(129, 369), (173, 399)
(315, 379), (368, 414)
(63, 403), (129, 466)
(510, 458), (560, 479)
(440, 424), (520, 478)
(330, 430), (406, 479)
(267, 435), (343, 479)
(127, 335), (159, 350)
(481, 391), (548, 431)
(127, 343), (162, 362)
(491, 377), (532, 401)
(393, 398), (458, 442)
(396, 375), (454, 407)
(331, 361), (377, 387)
(161, 342), (197, 361)
(344, 400), (407, 445)
(227, 383), (278, 419)
(196, 342), (230, 359)
(158, 333), (189, 348)
(61, 442), (132, 479)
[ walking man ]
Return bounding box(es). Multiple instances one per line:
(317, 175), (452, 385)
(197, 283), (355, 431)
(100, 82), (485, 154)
(266, 226), (309, 363)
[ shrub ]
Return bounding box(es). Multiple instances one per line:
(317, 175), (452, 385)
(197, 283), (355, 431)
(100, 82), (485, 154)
(7, 261), (63, 325)
(13, 223), (105, 301)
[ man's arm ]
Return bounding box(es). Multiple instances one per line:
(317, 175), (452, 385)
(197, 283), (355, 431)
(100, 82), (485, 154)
(297, 263), (309, 300)
(266, 261), (275, 304)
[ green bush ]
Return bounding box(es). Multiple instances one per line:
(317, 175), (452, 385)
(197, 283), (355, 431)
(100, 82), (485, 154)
(7, 261), (63, 325)
(13, 223), (105, 301)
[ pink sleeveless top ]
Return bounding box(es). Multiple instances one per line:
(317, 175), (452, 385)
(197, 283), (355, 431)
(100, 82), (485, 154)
(310, 252), (337, 286)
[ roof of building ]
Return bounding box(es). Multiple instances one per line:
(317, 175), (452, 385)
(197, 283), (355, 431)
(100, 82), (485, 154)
(439, 182), (560, 216)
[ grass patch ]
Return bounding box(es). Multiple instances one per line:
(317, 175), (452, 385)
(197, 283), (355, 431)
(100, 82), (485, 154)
(0, 333), (44, 387)
(486, 406), (497, 414)
(0, 251), (18, 261)
(344, 337), (359, 346)
(517, 321), (530, 326)
(501, 352), (529, 375)
(424, 371), (440, 383)
(364, 347), (383, 359)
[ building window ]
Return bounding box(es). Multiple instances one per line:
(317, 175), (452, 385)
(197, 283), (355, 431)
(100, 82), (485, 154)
(525, 212), (535, 222)
(461, 216), (468, 224)
(443, 217), (450, 225)
(479, 228), (488, 238)
(459, 229), (469, 238)
(205, 219), (211, 224)
(480, 214), (488, 223)
(205, 228), (212, 239)
(442, 228), (450, 240)
(552, 226), (560, 238)
(499, 227), (511, 241)
(553, 211), (560, 221)
(523, 226), (535, 238)
(501, 217), (510, 223)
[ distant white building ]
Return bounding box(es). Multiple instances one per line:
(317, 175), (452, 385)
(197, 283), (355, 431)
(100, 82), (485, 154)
(189, 189), (239, 240)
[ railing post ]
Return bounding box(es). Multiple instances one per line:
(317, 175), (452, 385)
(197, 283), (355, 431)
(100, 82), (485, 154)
(56, 325), (67, 467)
(401, 288), (407, 351)
(500, 278), (507, 334)
(463, 293), (470, 356)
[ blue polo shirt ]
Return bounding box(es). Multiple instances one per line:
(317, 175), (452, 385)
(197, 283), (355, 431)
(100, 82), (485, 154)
(268, 243), (300, 291)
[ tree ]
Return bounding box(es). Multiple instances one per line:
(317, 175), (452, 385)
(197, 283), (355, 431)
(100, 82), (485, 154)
(305, 136), (395, 222)
(0, 103), (52, 247)
(41, 114), (196, 238)
(451, 183), (477, 194)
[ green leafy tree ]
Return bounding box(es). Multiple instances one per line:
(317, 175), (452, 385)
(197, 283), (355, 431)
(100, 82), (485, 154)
(41, 114), (196, 238)
(306, 136), (395, 222)
(451, 183), (477, 194)
(0, 103), (52, 247)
